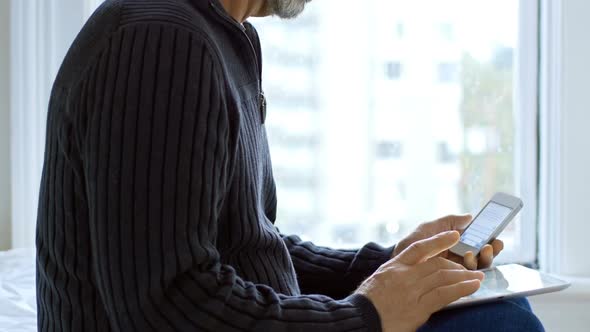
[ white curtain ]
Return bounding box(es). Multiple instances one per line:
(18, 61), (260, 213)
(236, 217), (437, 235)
(10, 0), (99, 248)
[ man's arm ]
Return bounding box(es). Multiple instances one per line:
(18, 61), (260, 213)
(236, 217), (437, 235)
(81, 23), (381, 331)
(281, 234), (394, 299)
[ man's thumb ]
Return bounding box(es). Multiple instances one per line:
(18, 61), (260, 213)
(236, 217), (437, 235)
(449, 214), (472, 231)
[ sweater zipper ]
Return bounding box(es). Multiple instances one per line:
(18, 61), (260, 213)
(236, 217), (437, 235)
(209, 2), (267, 124)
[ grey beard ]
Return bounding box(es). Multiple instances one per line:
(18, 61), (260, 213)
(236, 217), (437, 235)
(267, 0), (311, 19)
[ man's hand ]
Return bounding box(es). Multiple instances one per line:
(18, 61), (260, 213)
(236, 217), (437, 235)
(355, 231), (484, 332)
(392, 215), (504, 270)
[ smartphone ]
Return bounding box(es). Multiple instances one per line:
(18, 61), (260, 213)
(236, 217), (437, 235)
(450, 192), (523, 257)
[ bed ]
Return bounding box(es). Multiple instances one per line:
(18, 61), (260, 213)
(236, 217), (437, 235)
(0, 248), (37, 332)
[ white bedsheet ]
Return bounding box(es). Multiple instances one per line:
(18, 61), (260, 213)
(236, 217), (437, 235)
(0, 248), (37, 332)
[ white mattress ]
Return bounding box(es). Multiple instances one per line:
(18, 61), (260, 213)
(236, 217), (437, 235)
(0, 248), (37, 332)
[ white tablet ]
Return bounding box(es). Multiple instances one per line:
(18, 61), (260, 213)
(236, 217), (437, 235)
(445, 264), (570, 310)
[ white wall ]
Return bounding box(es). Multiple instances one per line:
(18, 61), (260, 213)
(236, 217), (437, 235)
(530, 0), (590, 330)
(0, 0), (12, 250)
(558, 0), (590, 278)
(530, 278), (590, 332)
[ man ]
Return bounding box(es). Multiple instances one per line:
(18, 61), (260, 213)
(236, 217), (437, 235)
(36, 0), (544, 331)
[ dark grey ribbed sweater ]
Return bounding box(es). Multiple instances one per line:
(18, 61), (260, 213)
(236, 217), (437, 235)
(36, 0), (394, 331)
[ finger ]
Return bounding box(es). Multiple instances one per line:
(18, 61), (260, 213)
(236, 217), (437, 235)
(447, 254), (464, 265)
(463, 251), (478, 270)
(436, 214), (473, 233)
(449, 214), (473, 232)
(419, 269), (484, 296)
(421, 279), (481, 313)
(413, 257), (467, 278)
(491, 239), (504, 257)
(395, 231), (461, 265)
(477, 245), (494, 269)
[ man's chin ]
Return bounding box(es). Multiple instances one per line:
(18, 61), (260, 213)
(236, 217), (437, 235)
(251, 3), (274, 18)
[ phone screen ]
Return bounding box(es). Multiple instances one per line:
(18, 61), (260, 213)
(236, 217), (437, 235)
(460, 202), (513, 249)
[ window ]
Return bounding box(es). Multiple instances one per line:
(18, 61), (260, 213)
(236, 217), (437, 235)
(376, 141), (403, 160)
(251, 0), (537, 264)
(385, 62), (403, 80)
(437, 62), (459, 83)
(394, 22), (405, 39)
(439, 22), (455, 42)
(437, 142), (457, 163)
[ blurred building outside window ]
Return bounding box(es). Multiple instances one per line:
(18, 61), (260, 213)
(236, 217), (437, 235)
(252, 0), (536, 264)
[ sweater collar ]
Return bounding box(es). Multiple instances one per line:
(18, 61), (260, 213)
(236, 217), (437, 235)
(189, 0), (222, 11)
(190, 0), (247, 30)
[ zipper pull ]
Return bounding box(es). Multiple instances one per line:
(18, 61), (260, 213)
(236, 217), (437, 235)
(260, 90), (267, 124)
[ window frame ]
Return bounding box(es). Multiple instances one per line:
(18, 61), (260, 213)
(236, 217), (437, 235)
(538, 0), (562, 274)
(491, 0), (540, 265)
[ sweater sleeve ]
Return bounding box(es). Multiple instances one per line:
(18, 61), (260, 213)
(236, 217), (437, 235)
(80, 23), (383, 331)
(281, 234), (394, 299)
